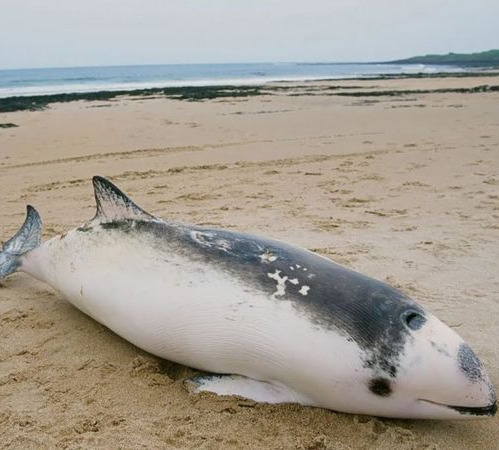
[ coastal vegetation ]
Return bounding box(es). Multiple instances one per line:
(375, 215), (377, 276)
(389, 49), (499, 66)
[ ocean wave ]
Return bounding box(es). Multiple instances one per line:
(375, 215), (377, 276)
(60, 77), (103, 82)
(0, 63), (467, 99)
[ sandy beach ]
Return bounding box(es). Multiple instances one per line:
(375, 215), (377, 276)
(1, 74), (498, 449)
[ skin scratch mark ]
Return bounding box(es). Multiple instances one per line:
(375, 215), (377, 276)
(259, 252), (277, 263)
(190, 230), (232, 253)
(215, 239), (232, 252)
(190, 230), (213, 247)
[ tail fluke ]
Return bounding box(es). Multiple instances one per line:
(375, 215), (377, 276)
(0, 205), (42, 280)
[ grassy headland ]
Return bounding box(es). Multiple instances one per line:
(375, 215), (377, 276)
(389, 49), (499, 67)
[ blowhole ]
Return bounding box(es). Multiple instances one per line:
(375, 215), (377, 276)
(402, 310), (425, 331)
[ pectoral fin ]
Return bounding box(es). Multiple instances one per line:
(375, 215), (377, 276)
(185, 374), (304, 404)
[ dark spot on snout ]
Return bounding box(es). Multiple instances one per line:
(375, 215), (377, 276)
(430, 340), (451, 357)
(369, 377), (392, 397)
(458, 343), (484, 382)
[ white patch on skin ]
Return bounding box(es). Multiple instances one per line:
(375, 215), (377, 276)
(299, 285), (310, 296)
(296, 264), (301, 268)
(268, 270), (288, 300)
(290, 266), (295, 271)
(303, 268), (307, 271)
(289, 278), (299, 285)
(259, 252), (277, 263)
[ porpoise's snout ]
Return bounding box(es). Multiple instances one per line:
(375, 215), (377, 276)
(393, 312), (497, 419)
(452, 343), (497, 416)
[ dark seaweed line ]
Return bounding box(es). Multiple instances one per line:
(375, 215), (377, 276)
(1, 77), (499, 114)
(332, 85), (499, 97)
(0, 85), (266, 113)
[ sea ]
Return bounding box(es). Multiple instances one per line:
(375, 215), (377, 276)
(0, 62), (465, 98)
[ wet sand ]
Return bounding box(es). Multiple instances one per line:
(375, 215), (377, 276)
(0, 75), (498, 449)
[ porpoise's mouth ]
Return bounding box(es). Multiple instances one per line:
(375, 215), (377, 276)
(419, 399), (497, 417)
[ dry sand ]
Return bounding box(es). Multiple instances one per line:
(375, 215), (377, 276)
(0, 75), (498, 449)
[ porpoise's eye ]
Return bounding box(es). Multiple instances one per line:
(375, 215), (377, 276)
(402, 310), (426, 331)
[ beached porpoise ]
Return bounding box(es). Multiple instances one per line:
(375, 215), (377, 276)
(0, 176), (496, 419)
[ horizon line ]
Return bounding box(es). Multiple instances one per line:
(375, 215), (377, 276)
(0, 60), (381, 72)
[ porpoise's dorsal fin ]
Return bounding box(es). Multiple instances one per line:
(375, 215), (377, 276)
(92, 176), (158, 222)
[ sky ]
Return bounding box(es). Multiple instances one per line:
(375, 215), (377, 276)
(0, 0), (498, 70)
